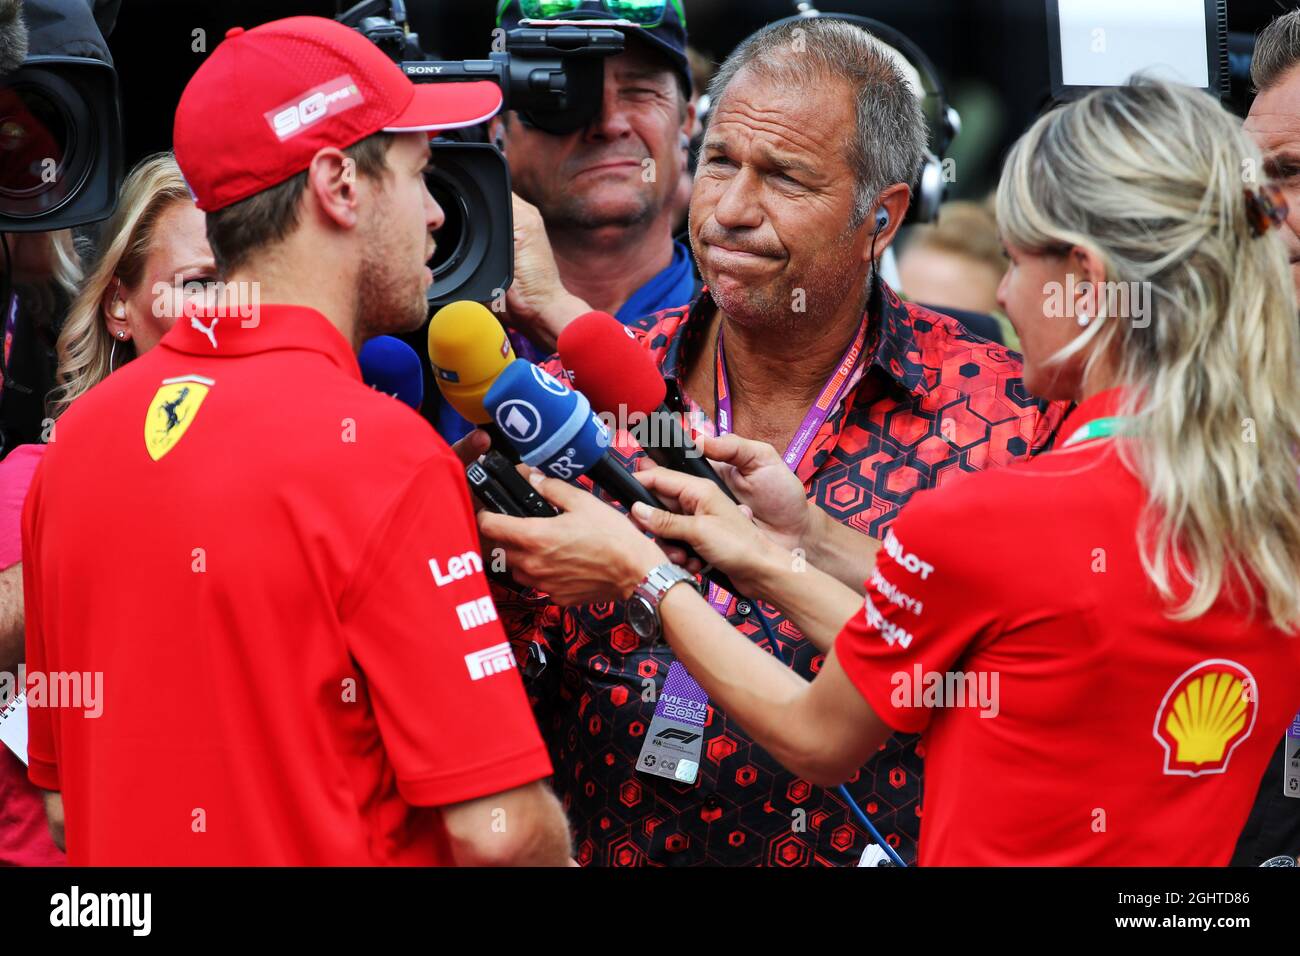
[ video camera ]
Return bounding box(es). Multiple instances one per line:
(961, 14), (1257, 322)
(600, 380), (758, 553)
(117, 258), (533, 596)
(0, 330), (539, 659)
(338, 0), (624, 307)
(0, 0), (124, 233)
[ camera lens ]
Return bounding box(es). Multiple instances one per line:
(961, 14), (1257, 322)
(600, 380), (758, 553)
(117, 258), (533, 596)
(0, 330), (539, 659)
(420, 141), (512, 306)
(0, 69), (93, 220)
(426, 169), (469, 282)
(0, 86), (68, 193)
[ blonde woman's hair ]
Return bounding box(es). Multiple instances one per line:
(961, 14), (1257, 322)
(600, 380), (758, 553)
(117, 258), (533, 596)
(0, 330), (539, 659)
(997, 77), (1300, 632)
(49, 152), (192, 419)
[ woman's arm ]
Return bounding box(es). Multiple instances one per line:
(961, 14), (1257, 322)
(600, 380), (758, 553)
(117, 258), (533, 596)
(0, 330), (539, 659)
(656, 582), (891, 785)
(803, 505), (884, 592)
(749, 549), (867, 653)
(479, 472), (893, 784)
(0, 563), (23, 673)
(659, 435), (882, 591)
(630, 486), (864, 652)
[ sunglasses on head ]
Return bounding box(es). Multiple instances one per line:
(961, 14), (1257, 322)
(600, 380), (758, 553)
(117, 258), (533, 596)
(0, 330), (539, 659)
(498, 0), (687, 29)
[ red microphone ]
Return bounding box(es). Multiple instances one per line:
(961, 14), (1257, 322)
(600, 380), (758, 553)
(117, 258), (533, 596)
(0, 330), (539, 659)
(558, 312), (738, 502)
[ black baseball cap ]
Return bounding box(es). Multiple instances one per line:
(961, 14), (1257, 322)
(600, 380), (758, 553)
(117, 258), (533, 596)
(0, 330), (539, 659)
(496, 0), (692, 96)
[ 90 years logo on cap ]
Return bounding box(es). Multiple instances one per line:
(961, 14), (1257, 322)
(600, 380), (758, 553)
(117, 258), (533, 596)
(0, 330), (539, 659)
(265, 74), (364, 141)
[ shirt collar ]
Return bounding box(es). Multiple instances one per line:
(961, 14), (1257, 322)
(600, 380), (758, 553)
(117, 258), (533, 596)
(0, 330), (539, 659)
(1058, 386), (1128, 437)
(658, 280), (929, 399)
(160, 304), (361, 379)
(616, 240), (696, 325)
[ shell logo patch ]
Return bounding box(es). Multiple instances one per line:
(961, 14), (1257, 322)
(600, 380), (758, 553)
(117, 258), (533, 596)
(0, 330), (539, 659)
(1153, 659), (1257, 777)
(144, 375), (214, 461)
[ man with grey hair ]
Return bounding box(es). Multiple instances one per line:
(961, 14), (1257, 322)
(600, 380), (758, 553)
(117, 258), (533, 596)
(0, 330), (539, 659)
(478, 16), (1065, 866)
(1246, 8), (1300, 297)
(1236, 8), (1300, 868)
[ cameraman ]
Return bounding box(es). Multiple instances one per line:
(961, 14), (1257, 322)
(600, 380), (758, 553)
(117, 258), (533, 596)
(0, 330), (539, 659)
(491, 0), (698, 352)
(23, 16), (570, 865)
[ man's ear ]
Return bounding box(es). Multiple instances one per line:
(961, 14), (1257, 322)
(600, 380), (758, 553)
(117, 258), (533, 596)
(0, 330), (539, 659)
(489, 115), (508, 153)
(861, 182), (912, 266)
(305, 147), (361, 230)
(681, 100), (702, 175)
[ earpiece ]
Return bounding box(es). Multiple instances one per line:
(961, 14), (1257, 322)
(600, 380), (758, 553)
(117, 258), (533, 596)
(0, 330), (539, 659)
(111, 277), (126, 318)
(874, 207), (890, 233)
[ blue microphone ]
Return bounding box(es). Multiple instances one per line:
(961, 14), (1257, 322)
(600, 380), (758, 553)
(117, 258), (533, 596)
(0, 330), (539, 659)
(359, 336), (424, 410)
(484, 359), (737, 594)
(484, 360), (609, 480)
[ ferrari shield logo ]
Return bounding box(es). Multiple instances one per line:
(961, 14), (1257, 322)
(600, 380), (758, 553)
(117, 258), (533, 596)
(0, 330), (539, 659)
(144, 375), (214, 461)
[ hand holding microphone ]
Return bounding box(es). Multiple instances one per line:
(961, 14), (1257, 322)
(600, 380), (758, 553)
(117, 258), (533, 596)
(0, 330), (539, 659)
(557, 312), (737, 502)
(478, 469), (672, 608)
(427, 301), (557, 518)
(630, 456), (796, 600)
(676, 433), (817, 557)
(481, 357), (741, 598)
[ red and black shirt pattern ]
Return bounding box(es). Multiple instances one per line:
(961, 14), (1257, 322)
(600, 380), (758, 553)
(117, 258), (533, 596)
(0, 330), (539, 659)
(493, 283), (1067, 866)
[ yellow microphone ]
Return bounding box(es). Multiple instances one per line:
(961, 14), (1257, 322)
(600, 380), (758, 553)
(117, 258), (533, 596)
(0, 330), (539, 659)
(427, 300), (516, 425)
(427, 301), (557, 518)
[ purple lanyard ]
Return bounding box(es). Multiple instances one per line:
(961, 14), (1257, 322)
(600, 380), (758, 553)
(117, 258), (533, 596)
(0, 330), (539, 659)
(1, 293), (17, 399)
(705, 320), (869, 614)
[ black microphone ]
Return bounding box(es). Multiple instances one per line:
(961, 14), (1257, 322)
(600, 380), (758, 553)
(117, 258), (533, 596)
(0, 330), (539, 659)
(484, 359), (741, 597)
(558, 312), (738, 502)
(466, 459), (527, 517)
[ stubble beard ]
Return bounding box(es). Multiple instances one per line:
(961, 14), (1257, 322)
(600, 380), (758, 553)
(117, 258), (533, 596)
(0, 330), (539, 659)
(703, 225), (869, 337)
(355, 224), (429, 342)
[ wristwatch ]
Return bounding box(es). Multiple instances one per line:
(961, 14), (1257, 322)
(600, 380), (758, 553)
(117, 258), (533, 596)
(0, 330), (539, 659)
(626, 562), (698, 640)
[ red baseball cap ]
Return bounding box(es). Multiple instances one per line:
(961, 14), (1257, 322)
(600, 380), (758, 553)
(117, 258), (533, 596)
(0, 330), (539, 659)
(174, 16), (503, 212)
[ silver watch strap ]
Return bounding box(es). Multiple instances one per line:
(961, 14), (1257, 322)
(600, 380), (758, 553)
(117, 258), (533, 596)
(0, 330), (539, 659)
(637, 562), (696, 608)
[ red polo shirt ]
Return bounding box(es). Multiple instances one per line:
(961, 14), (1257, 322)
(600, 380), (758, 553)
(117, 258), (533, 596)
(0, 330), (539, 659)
(837, 388), (1300, 865)
(22, 305), (551, 865)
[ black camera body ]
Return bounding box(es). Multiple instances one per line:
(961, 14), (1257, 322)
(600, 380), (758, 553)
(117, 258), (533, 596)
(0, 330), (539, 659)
(420, 140), (513, 310)
(403, 24), (624, 137)
(339, 0), (623, 308)
(0, 14), (124, 232)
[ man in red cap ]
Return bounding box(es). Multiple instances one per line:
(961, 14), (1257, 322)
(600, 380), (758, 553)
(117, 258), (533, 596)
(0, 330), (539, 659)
(21, 16), (571, 865)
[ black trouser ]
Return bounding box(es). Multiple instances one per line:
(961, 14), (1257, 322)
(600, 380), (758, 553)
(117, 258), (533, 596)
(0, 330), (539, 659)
(1232, 736), (1300, 866)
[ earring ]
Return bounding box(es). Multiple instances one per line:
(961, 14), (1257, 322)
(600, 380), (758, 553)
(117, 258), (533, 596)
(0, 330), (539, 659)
(1077, 313), (1091, 327)
(116, 330), (126, 339)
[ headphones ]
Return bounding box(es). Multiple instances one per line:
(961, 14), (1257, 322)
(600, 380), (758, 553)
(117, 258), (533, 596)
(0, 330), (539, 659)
(767, 5), (961, 225)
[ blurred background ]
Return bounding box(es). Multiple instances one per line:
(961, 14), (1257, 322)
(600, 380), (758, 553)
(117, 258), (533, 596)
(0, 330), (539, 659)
(108, 0), (1292, 204)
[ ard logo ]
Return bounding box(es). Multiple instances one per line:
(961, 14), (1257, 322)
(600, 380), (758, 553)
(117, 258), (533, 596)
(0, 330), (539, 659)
(145, 375), (214, 461)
